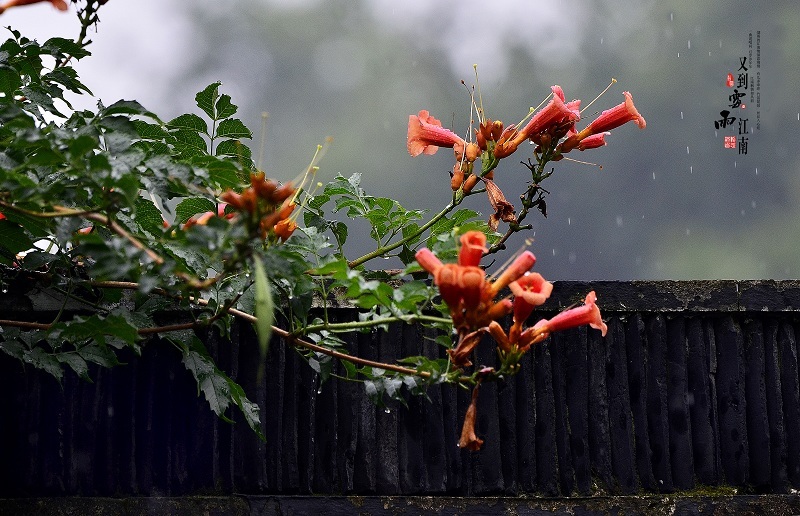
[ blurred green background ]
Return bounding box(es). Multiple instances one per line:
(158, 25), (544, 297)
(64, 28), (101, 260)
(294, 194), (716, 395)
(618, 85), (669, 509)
(4, 0), (798, 279)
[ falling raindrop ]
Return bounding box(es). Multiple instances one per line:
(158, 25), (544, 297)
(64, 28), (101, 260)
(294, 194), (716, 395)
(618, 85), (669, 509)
(384, 408), (391, 414)
(719, 40), (722, 48)
(709, 52), (711, 57)
(755, 168), (758, 175)
(600, 37), (604, 44)
(714, 130), (718, 137)
(552, 249), (556, 256)
(680, 111), (684, 120)
(686, 146), (690, 154)
(652, 172), (656, 180)
(687, 40), (691, 49)
(317, 387), (323, 394)
(797, 113), (799, 121)
(690, 166), (693, 174)
(567, 217), (571, 225)
(734, 161), (737, 168)
(677, 52), (680, 57)
(616, 215), (623, 227)
(670, 12), (673, 21)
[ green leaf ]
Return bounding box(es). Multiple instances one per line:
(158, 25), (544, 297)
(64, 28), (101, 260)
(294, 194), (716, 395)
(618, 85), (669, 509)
(201, 157), (246, 190)
(182, 346), (233, 421)
(215, 138), (252, 161)
(214, 93), (237, 119)
(101, 99), (156, 119)
(133, 196), (167, 236)
(226, 377), (263, 439)
(78, 343), (122, 368)
(175, 197), (217, 224)
(42, 37), (90, 60)
(23, 347), (63, 381)
(215, 118), (251, 139)
(167, 113), (208, 135)
(252, 254), (275, 367)
(57, 352), (91, 382)
(195, 82), (221, 120)
(0, 219), (33, 256)
(58, 314), (140, 348)
(0, 64), (22, 95)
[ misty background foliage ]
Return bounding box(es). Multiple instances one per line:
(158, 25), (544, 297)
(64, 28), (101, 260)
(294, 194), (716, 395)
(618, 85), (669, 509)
(6, 0), (799, 279)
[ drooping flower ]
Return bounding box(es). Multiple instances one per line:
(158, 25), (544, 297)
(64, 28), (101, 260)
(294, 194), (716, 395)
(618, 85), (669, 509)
(533, 290), (608, 337)
(407, 110), (466, 157)
(484, 179), (517, 232)
(448, 328), (486, 368)
(458, 384), (484, 451)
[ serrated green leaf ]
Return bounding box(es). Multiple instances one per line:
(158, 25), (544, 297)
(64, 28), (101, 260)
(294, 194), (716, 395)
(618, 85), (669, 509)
(167, 113), (208, 135)
(78, 343), (121, 368)
(252, 254), (274, 369)
(214, 93), (237, 119)
(226, 377), (264, 439)
(102, 99), (156, 119)
(133, 196), (166, 236)
(57, 352), (91, 382)
(215, 139), (252, 161)
(202, 157), (246, 190)
(215, 118), (251, 139)
(58, 314), (140, 348)
(23, 347), (63, 381)
(42, 37), (90, 60)
(182, 347), (233, 420)
(133, 120), (168, 140)
(175, 197), (216, 224)
(0, 64), (22, 95)
(195, 82), (221, 120)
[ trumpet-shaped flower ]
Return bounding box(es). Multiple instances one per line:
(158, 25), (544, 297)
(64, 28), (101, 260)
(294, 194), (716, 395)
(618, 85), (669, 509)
(458, 231), (487, 267)
(587, 91), (646, 133)
(576, 132), (610, 151)
(519, 87), (580, 140)
(534, 291), (608, 337)
(415, 231), (534, 335)
(487, 251), (536, 298)
(561, 92), (645, 153)
(407, 110), (466, 157)
(508, 272), (553, 342)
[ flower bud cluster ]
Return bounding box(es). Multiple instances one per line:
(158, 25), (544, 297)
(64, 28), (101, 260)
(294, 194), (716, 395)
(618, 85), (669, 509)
(220, 172), (298, 241)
